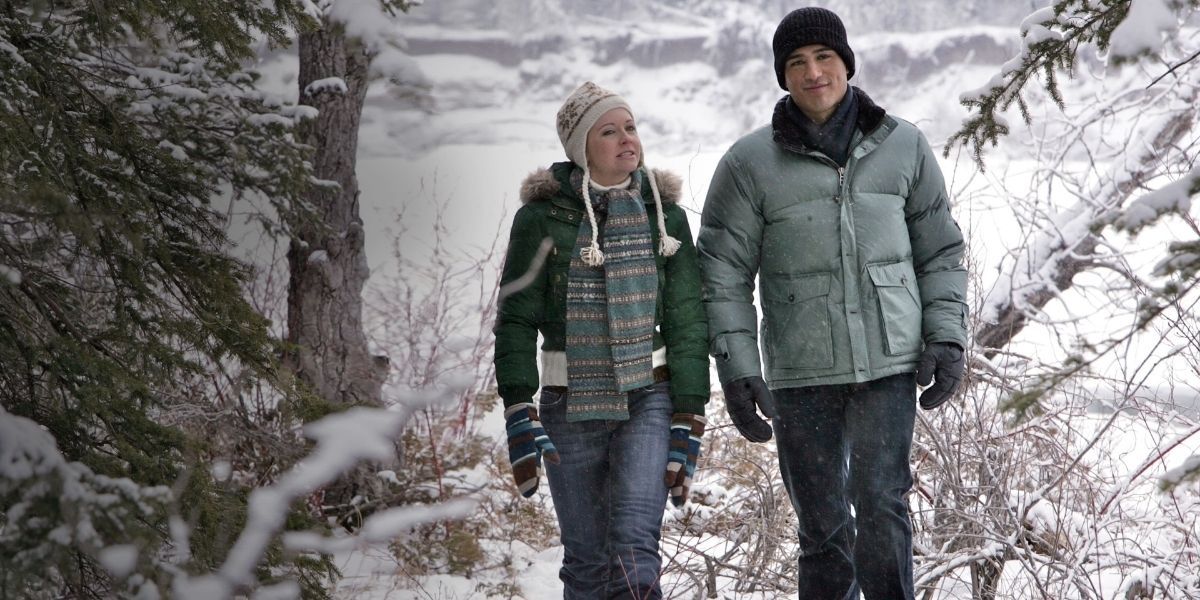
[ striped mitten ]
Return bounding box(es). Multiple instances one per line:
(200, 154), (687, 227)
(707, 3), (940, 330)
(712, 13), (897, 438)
(664, 413), (707, 507)
(504, 403), (560, 498)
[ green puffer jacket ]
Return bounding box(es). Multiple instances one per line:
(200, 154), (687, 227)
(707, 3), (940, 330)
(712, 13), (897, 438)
(494, 162), (710, 415)
(697, 89), (967, 389)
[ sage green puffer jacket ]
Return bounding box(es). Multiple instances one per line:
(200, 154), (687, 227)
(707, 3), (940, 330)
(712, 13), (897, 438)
(697, 90), (967, 389)
(493, 163), (710, 415)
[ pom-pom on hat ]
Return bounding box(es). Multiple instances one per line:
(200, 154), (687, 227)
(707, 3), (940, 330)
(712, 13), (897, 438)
(554, 82), (680, 266)
(772, 7), (856, 90)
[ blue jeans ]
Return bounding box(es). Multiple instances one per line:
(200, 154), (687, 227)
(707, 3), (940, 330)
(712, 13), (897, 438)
(539, 381), (672, 600)
(772, 373), (917, 600)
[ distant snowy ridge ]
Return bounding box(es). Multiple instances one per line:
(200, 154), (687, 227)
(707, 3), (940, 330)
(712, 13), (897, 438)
(352, 25), (1020, 159)
(401, 0), (1036, 37)
(402, 24), (1019, 88)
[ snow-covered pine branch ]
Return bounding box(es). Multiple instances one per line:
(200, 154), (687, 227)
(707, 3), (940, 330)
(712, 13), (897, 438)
(947, 0), (1199, 165)
(0, 407), (171, 597)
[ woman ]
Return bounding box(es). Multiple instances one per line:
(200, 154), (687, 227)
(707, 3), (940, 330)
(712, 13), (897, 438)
(493, 82), (710, 599)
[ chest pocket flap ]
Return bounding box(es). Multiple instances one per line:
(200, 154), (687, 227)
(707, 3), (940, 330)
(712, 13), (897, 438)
(761, 273), (831, 304)
(866, 261), (921, 356)
(547, 205), (582, 227)
(866, 261), (915, 289)
(760, 273), (833, 370)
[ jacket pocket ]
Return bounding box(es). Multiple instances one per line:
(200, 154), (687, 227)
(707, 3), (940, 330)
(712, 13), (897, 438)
(761, 273), (834, 370)
(867, 261), (922, 356)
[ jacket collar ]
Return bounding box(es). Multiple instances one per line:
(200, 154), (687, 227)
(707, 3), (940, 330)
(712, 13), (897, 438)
(772, 86), (888, 156)
(519, 162), (682, 207)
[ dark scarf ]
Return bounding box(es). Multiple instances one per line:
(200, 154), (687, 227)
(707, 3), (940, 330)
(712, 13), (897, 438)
(787, 89), (857, 165)
(772, 86), (887, 164)
(563, 168), (657, 422)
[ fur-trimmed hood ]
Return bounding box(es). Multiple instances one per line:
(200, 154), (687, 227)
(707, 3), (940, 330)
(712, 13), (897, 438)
(519, 165), (682, 205)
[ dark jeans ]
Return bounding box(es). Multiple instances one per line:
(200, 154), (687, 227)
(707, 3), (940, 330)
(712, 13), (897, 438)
(772, 373), (917, 600)
(540, 381), (671, 600)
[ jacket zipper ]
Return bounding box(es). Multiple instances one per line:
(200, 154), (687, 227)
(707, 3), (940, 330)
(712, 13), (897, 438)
(836, 167), (846, 203)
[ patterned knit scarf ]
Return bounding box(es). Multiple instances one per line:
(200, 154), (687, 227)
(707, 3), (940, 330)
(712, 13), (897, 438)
(564, 168), (658, 422)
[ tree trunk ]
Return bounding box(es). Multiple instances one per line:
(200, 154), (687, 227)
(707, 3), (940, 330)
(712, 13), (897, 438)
(289, 21), (394, 530)
(287, 21), (387, 408)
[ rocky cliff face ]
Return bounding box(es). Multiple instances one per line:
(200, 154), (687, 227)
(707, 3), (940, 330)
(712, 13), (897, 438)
(403, 0), (1038, 35)
(367, 7), (1026, 157)
(402, 23), (1020, 100)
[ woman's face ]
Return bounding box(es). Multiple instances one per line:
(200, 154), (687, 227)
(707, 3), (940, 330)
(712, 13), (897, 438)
(585, 108), (640, 186)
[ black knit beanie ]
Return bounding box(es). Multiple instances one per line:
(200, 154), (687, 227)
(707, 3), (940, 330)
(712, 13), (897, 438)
(772, 7), (856, 89)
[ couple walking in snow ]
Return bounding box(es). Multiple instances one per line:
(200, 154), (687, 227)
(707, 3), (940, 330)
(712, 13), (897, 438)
(493, 7), (968, 600)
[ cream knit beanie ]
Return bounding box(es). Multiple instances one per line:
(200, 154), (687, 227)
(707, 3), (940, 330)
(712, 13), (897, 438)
(555, 82), (680, 266)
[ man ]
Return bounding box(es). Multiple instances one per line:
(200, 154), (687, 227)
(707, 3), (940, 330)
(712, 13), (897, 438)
(696, 7), (968, 600)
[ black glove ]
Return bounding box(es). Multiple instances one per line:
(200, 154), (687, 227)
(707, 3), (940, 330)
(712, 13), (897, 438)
(915, 342), (965, 410)
(721, 376), (777, 442)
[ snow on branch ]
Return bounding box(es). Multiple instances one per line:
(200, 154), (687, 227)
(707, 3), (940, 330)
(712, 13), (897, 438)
(0, 264), (20, 284)
(1149, 241), (1200, 279)
(303, 76), (348, 97)
(1160, 453), (1200, 489)
(317, 0), (429, 85)
(1114, 163), (1200, 233)
(282, 498), (476, 554)
(179, 408), (405, 594)
(947, 0), (1198, 165)
(371, 47), (431, 88)
(0, 39), (28, 66)
(948, 3), (1087, 162)
(1, 407), (81, 481)
(1112, 133), (1200, 284)
(1108, 0), (1181, 61)
(296, 0), (324, 21)
(975, 83), (1198, 353)
(174, 386), (462, 598)
(327, 0), (397, 48)
(0, 406), (171, 590)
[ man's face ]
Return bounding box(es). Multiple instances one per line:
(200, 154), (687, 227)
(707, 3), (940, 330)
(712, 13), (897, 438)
(783, 44), (849, 125)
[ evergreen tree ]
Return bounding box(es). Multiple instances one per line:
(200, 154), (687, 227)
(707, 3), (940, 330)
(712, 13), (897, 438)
(0, 1), (335, 596)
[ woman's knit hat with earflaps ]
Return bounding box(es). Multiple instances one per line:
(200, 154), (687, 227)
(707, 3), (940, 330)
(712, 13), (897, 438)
(554, 82), (680, 266)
